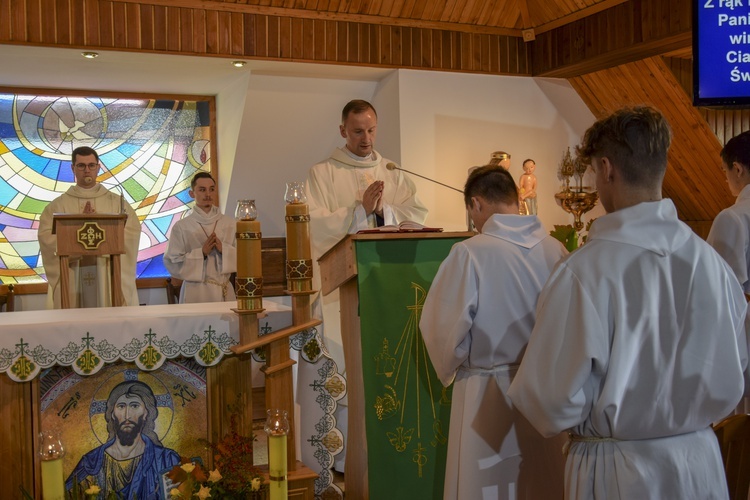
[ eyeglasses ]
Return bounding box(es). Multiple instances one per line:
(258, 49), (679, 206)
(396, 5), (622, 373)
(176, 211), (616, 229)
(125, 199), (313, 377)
(74, 163), (99, 170)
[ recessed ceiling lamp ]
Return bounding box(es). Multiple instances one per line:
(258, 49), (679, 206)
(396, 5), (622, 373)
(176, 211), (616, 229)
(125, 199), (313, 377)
(231, 60), (247, 68)
(82, 51), (99, 59)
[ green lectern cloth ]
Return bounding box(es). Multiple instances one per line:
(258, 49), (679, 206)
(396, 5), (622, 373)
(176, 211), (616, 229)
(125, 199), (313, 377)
(356, 236), (469, 500)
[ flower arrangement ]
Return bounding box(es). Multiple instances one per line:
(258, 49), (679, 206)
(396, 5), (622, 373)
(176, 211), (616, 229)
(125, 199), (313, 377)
(167, 405), (266, 499)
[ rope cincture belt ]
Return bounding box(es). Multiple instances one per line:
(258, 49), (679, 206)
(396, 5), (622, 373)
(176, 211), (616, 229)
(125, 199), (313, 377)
(564, 433), (621, 456)
(459, 363), (519, 375)
(206, 278), (229, 300)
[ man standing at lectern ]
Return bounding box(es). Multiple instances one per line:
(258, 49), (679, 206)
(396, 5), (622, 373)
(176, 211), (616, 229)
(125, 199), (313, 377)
(305, 99), (428, 473)
(39, 146), (140, 308)
(306, 99), (428, 257)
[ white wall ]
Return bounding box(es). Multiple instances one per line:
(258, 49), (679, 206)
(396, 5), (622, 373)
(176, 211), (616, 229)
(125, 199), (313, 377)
(222, 67), (598, 240)
(396, 69), (596, 232)
(0, 45), (600, 312)
(226, 73), (382, 236)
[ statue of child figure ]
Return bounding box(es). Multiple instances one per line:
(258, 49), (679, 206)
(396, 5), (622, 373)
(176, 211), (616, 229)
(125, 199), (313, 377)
(519, 159), (538, 215)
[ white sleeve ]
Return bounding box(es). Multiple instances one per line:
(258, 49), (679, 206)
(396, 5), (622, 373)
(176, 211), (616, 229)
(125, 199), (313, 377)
(419, 243), (476, 387)
(508, 264), (609, 437)
(163, 222), (205, 282)
(708, 209), (749, 289)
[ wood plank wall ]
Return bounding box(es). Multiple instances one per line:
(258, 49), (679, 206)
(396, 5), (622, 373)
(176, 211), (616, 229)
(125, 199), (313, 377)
(0, 377), (35, 498)
(0, 0), (530, 75)
(569, 56), (734, 238)
(534, 0), (691, 77)
(665, 56), (750, 147)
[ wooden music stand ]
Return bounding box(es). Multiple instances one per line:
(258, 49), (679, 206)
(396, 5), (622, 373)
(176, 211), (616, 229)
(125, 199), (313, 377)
(52, 213), (127, 309)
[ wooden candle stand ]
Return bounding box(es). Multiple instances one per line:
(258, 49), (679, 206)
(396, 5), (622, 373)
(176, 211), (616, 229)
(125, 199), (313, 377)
(231, 307), (321, 498)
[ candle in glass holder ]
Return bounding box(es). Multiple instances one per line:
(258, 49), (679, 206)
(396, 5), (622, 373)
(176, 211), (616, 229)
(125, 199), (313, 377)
(284, 182), (312, 292)
(268, 434), (287, 499)
(39, 430), (65, 500)
(235, 200), (263, 310)
(265, 409), (290, 500)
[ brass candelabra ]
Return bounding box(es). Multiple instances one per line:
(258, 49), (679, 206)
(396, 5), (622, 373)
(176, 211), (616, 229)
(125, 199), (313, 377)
(554, 147), (598, 231)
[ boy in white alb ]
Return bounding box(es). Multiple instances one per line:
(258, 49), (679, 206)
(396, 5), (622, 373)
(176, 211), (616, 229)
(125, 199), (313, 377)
(420, 165), (567, 500)
(508, 106), (749, 500)
(163, 172), (237, 303)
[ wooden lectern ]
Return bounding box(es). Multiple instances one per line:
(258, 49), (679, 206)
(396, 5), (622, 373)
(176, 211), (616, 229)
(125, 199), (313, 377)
(318, 231), (474, 500)
(52, 213), (128, 309)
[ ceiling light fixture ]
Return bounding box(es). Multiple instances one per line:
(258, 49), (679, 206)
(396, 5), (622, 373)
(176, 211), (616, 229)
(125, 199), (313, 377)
(82, 51), (99, 59)
(231, 61), (247, 68)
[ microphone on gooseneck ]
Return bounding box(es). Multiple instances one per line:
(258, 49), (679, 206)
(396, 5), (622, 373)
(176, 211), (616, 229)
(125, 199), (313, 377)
(386, 162), (463, 194)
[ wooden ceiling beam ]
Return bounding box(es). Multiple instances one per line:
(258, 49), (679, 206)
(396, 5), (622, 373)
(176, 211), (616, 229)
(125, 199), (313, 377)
(518, 0), (532, 28)
(116, 0), (523, 36)
(533, 0), (629, 35)
(536, 30), (691, 78)
(531, 0), (692, 78)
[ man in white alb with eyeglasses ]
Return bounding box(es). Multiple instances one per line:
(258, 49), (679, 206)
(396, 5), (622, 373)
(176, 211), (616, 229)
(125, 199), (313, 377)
(39, 146), (141, 308)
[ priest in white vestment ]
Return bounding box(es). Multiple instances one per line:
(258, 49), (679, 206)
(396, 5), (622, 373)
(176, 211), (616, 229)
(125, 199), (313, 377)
(307, 99), (428, 257)
(306, 99), (428, 471)
(163, 172), (237, 303)
(420, 165), (567, 500)
(39, 146), (141, 309)
(508, 106), (750, 500)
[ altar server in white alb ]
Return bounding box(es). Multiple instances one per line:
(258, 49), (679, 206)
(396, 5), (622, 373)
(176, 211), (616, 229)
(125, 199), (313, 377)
(508, 106), (750, 500)
(306, 99), (427, 257)
(420, 165), (567, 500)
(39, 146), (141, 309)
(708, 129), (750, 295)
(163, 172), (237, 303)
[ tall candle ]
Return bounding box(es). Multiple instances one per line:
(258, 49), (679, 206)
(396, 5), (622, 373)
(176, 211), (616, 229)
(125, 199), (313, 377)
(268, 433), (288, 500)
(236, 219), (263, 310)
(285, 203), (312, 292)
(41, 458), (64, 500)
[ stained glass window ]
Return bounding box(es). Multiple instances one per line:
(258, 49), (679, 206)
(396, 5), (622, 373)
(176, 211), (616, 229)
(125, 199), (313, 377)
(0, 92), (213, 284)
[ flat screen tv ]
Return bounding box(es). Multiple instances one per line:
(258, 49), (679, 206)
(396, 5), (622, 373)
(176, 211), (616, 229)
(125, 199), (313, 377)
(693, 0), (750, 106)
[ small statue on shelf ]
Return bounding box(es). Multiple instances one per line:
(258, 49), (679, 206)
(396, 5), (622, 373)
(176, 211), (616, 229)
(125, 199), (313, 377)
(519, 159), (538, 215)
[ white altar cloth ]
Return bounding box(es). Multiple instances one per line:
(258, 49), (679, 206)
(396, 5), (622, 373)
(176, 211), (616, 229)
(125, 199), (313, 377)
(0, 301), (292, 381)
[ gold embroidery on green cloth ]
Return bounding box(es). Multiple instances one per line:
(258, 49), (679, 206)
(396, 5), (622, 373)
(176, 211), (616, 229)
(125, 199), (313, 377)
(374, 384), (399, 420)
(11, 355), (34, 380)
(75, 349), (101, 374)
(412, 442), (427, 478)
(139, 345), (162, 370)
(374, 339), (396, 378)
(386, 426), (413, 453)
(11, 338), (34, 380)
(199, 341), (220, 365)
